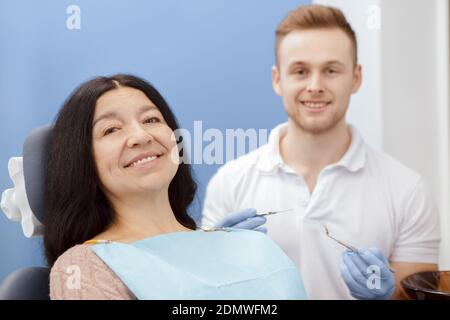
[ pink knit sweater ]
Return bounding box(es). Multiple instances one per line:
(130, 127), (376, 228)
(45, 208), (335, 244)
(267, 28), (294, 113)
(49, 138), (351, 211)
(49, 244), (135, 300)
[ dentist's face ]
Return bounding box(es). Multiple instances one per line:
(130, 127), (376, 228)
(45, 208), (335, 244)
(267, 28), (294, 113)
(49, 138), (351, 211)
(272, 28), (362, 134)
(92, 87), (179, 200)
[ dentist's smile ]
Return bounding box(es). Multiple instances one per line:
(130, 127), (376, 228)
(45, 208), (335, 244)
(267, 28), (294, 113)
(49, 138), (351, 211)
(300, 100), (332, 113)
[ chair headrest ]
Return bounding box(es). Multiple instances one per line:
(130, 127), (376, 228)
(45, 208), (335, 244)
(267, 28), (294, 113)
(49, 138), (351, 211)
(1, 125), (52, 237)
(0, 266), (50, 300)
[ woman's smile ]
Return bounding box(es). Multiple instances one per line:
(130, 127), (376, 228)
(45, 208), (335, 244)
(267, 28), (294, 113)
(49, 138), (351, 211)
(124, 154), (162, 171)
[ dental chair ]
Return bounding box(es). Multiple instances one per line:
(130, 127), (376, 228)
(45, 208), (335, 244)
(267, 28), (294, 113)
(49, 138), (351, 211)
(0, 125), (52, 300)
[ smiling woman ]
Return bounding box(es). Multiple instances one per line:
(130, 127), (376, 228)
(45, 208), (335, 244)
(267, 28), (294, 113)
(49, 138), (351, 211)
(44, 75), (197, 265)
(44, 74), (307, 300)
(91, 86), (182, 213)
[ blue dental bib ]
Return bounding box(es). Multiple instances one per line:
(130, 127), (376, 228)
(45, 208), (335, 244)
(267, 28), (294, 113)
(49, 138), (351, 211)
(91, 229), (307, 299)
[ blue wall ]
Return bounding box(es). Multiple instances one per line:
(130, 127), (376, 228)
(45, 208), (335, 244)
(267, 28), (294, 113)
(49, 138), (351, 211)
(0, 0), (309, 281)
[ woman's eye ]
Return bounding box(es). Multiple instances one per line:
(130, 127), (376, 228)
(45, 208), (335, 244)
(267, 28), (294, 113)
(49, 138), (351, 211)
(327, 69), (337, 74)
(104, 127), (119, 136)
(297, 69), (307, 75)
(144, 117), (161, 124)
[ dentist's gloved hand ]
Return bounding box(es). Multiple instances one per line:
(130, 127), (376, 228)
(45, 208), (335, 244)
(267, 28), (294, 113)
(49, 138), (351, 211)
(214, 208), (267, 233)
(340, 247), (396, 300)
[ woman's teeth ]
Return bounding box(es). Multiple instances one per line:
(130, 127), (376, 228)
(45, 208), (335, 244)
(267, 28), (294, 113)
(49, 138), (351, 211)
(302, 101), (329, 108)
(129, 156), (158, 167)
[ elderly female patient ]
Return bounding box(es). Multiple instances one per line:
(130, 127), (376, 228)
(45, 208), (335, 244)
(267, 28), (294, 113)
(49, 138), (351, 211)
(45, 74), (306, 300)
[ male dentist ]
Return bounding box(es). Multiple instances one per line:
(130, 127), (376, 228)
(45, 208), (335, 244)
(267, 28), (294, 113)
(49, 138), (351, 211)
(202, 5), (440, 299)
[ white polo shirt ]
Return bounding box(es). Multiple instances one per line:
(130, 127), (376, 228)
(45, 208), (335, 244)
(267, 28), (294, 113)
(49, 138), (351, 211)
(202, 122), (440, 299)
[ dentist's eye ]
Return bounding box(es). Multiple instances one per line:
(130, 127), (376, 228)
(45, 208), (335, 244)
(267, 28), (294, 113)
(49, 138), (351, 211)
(326, 68), (338, 75)
(297, 69), (307, 76)
(104, 127), (119, 136)
(144, 117), (161, 124)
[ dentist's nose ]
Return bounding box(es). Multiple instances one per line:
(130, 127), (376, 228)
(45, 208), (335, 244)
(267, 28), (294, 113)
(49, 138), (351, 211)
(126, 124), (154, 148)
(306, 72), (324, 94)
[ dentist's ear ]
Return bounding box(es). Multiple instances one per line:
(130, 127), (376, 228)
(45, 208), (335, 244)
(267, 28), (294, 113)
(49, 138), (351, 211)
(272, 65), (282, 96)
(351, 64), (363, 94)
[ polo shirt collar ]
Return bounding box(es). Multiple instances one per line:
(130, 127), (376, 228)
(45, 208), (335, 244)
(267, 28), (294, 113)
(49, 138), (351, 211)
(257, 122), (367, 174)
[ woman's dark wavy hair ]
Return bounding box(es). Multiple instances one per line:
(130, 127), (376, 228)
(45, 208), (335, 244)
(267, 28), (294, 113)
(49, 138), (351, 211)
(44, 74), (197, 266)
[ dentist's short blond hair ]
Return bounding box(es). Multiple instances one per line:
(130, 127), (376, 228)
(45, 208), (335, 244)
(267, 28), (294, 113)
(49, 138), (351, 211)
(275, 4), (358, 66)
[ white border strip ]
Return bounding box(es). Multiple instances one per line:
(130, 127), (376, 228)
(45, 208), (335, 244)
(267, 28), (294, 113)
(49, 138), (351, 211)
(436, 0), (450, 269)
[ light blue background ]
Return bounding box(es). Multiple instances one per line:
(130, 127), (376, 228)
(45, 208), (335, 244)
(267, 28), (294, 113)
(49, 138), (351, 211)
(0, 0), (309, 281)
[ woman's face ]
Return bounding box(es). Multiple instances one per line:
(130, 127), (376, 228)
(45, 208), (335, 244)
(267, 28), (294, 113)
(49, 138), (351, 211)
(92, 86), (179, 199)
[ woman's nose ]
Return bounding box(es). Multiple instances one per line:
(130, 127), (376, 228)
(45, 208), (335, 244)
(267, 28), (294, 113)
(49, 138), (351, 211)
(126, 124), (154, 148)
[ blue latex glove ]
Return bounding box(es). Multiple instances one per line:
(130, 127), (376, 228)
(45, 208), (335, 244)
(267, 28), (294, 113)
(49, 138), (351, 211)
(340, 247), (395, 300)
(214, 208), (267, 233)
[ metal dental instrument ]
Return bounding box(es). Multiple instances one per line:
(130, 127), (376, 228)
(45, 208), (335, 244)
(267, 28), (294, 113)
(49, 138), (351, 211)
(256, 208), (295, 217)
(322, 223), (396, 273)
(322, 224), (359, 252)
(199, 226), (230, 232)
(200, 209), (295, 232)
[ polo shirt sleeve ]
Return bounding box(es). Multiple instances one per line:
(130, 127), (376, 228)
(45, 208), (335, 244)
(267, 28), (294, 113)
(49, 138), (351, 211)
(201, 166), (235, 227)
(390, 178), (441, 264)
